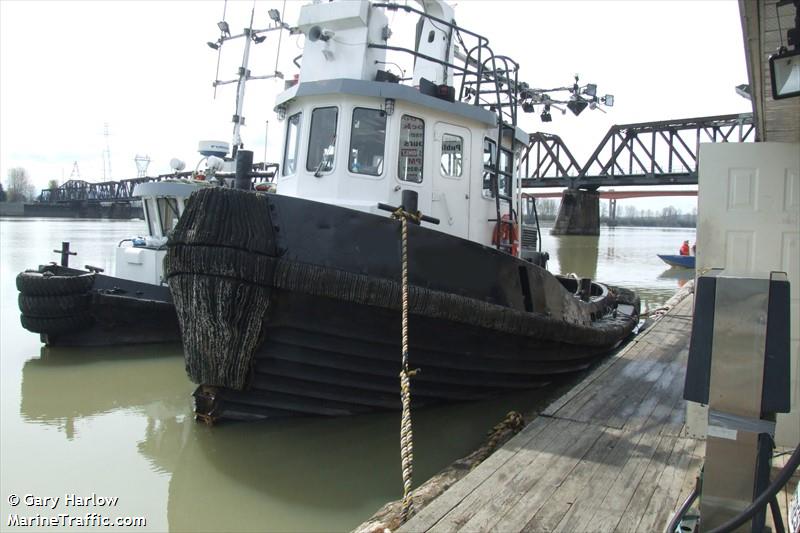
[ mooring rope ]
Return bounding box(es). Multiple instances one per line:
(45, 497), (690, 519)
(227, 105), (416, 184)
(393, 207), (420, 521)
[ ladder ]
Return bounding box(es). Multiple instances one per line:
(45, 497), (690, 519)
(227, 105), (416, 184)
(459, 45), (520, 253)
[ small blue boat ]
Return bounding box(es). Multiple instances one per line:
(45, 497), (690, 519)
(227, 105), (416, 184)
(657, 254), (696, 268)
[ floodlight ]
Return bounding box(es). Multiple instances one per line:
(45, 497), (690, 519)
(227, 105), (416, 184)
(207, 156), (225, 172)
(540, 104), (552, 122)
(583, 83), (597, 97)
(567, 98), (588, 116)
(207, 41), (220, 50)
(522, 102), (535, 113)
(735, 84), (752, 100)
(268, 9), (281, 22)
(603, 94), (614, 107)
(253, 34), (266, 44)
(217, 21), (231, 36)
(770, 47), (800, 99)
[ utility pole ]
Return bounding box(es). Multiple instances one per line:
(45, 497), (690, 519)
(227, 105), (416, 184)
(103, 122), (112, 181)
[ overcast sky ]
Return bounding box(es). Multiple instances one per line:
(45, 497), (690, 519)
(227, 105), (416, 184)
(0, 0), (750, 211)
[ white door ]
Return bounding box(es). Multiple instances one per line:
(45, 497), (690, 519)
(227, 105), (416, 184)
(688, 142), (800, 446)
(432, 123), (471, 239)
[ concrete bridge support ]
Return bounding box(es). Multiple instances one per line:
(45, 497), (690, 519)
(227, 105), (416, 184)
(551, 189), (600, 236)
(608, 198), (617, 227)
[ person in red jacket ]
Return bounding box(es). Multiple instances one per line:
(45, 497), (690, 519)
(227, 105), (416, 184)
(679, 240), (690, 256)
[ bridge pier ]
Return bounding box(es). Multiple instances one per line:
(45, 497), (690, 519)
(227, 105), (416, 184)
(551, 189), (600, 236)
(608, 198), (617, 227)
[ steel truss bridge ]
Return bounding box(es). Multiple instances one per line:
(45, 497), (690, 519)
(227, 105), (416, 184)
(36, 114), (754, 203)
(35, 165), (278, 204)
(520, 113), (755, 189)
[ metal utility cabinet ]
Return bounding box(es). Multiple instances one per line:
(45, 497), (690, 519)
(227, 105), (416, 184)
(684, 269), (791, 532)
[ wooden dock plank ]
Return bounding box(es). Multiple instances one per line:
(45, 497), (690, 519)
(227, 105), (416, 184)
(549, 426), (651, 533)
(402, 415), (557, 531)
(550, 309), (690, 429)
(520, 426), (624, 532)
(575, 348), (673, 428)
(540, 342), (629, 418)
(613, 434), (679, 532)
(618, 358), (686, 434)
(542, 310), (671, 421)
(551, 349), (659, 424)
(552, 353), (690, 533)
(462, 420), (603, 532)
(633, 435), (696, 532)
(420, 417), (569, 532)
(394, 291), (800, 533)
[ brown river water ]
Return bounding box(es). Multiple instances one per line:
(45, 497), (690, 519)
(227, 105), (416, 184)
(0, 217), (694, 532)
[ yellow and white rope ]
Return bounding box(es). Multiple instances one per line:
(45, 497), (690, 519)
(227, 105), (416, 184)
(394, 210), (418, 521)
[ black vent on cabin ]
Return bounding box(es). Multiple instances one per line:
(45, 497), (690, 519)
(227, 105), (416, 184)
(375, 70), (401, 83)
(419, 77), (455, 102)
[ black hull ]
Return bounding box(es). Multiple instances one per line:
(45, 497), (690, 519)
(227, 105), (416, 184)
(16, 265), (180, 347)
(166, 188), (639, 422)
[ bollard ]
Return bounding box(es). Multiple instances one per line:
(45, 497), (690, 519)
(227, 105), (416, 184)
(53, 242), (77, 267)
(578, 277), (592, 301)
(235, 150), (254, 190)
(401, 190), (419, 219)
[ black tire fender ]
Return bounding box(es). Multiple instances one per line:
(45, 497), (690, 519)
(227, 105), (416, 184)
(20, 313), (94, 335)
(18, 293), (90, 318)
(16, 270), (95, 296)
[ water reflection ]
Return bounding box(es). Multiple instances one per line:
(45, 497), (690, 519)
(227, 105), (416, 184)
(157, 388), (566, 532)
(552, 235), (599, 280)
(657, 267), (694, 289)
(18, 341), (565, 531)
(20, 345), (186, 440)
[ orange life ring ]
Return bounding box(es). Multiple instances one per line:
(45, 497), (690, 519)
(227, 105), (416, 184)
(492, 214), (519, 256)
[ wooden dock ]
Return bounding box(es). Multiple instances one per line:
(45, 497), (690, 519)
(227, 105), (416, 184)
(400, 293), (797, 532)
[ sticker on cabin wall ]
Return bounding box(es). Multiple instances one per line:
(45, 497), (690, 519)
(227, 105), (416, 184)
(399, 115), (425, 181)
(442, 140), (462, 154)
(707, 424), (737, 440)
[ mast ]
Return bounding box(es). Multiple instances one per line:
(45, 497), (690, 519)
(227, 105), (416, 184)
(208, 6), (287, 160)
(230, 8), (255, 158)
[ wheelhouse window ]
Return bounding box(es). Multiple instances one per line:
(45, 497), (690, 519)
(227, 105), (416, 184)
(440, 133), (463, 177)
(482, 138), (496, 198)
(499, 148), (513, 196)
(307, 107), (338, 175)
(398, 115), (424, 183)
(144, 198), (158, 237)
(157, 197), (180, 235)
(349, 108), (386, 176)
(282, 112), (302, 176)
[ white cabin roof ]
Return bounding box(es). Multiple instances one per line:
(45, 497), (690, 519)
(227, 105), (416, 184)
(276, 78), (530, 145)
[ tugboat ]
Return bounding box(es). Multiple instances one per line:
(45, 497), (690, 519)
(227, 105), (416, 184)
(16, 2), (285, 348)
(16, 145), (277, 347)
(166, 0), (640, 422)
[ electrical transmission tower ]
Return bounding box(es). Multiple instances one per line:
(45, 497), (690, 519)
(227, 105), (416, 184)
(134, 154), (151, 178)
(103, 122), (112, 180)
(69, 161), (81, 180)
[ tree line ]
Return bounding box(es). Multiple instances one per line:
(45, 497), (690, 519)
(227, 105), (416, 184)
(1, 168), (60, 203)
(534, 198), (697, 227)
